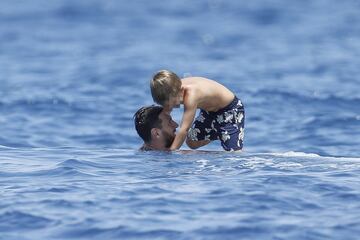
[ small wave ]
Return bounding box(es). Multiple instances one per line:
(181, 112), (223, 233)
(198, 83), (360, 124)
(251, 89), (360, 103)
(0, 96), (71, 106)
(57, 158), (108, 169)
(27, 165), (96, 178)
(58, 225), (182, 239)
(0, 93), (110, 114)
(43, 187), (70, 193)
(0, 211), (53, 231)
(256, 151), (360, 161)
(39, 199), (78, 208)
(0, 145), (16, 149)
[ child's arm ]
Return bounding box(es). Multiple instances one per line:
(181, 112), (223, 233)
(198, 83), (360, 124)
(169, 99), (197, 150)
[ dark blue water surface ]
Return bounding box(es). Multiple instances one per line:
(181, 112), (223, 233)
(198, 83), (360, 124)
(1, 0), (360, 239)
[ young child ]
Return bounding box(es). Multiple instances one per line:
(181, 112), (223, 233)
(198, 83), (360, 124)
(150, 70), (245, 151)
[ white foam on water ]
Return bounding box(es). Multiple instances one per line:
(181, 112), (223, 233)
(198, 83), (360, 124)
(271, 151), (321, 158)
(0, 145), (16, 149)
(263, 151), (360, 163)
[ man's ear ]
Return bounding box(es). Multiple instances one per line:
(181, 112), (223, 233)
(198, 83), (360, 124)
(151, 128), (160, 139)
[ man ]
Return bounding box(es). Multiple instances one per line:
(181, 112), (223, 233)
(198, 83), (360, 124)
(134, 105), (178, 151)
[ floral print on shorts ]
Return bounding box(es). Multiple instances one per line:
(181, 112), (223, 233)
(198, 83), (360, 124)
(187, 96), (245, 151)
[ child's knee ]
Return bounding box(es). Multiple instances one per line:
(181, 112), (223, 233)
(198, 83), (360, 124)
(187, 139), (211, 149)
(186, 139), (199, 149)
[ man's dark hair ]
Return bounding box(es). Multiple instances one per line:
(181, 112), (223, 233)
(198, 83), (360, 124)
(134, 105), (163, 143)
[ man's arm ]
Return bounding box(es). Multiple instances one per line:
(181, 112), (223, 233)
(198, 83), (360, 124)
(170, 97), (197, 150)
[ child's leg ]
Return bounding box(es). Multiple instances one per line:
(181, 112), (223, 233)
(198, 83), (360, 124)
(218, 125), (244, 151)
(187, 110), (217, 149)
(186, 139), (211, 149)
(215, 97), (245, 151)
(218, 106), (245, 151)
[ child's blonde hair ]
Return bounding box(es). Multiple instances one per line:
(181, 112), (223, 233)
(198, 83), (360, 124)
(150, 70), (182, 106)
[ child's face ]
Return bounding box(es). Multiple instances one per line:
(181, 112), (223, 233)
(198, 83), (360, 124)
(164, 93), (181, 111)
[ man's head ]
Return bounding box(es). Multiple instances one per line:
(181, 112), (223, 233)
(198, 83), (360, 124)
(150, 70), (182, 110)
(134, 105), (178, 150)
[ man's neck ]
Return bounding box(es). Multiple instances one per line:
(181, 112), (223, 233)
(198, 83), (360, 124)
(141, 142), (168, 151)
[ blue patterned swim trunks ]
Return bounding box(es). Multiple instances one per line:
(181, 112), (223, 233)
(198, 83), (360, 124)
(187, 96), (245, 151)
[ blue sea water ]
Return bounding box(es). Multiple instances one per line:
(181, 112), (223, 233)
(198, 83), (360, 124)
(0, 0), (360, 239)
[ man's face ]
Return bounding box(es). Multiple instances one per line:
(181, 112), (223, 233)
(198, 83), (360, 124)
(158, 111), (178, 148)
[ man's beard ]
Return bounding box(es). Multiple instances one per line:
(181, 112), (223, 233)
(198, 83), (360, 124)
(164, 132), (175, 148)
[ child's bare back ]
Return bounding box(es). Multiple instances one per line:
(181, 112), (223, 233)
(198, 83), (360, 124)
(181, 77), (235, 112)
